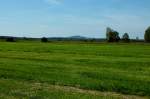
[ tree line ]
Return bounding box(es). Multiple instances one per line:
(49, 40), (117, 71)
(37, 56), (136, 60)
(2, 26), (150, 43)
(106, 26), (150, 43)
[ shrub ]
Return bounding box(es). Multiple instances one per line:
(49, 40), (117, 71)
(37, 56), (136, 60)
(6, 37), (15, 42)
(41, 37), (48, 42)
(144, 26), (150, 42)
(122, 33), (130, 42)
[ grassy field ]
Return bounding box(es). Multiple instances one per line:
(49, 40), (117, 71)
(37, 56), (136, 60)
(0, 42), (150, 99)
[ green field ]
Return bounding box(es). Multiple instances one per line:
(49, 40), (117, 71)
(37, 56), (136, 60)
(0, 42), (150, 99)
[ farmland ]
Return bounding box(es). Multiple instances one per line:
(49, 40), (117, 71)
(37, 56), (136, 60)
(0, 42), (150, 99)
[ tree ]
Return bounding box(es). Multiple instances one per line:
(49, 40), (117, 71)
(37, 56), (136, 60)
(106, 27), (120, 42)
(144, 26), (150, 42)
(122, 33), (130, 42)
(6, 37), (15, 42)
(106, 27), (113, 41)
(41, 37), (48, 42)
(114, 31), (120, 42)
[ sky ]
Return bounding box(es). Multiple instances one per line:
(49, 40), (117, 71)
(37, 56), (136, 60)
(0, 0), (150, 39)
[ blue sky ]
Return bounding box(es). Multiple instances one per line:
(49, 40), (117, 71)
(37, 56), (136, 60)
(0, 0), (150, 38)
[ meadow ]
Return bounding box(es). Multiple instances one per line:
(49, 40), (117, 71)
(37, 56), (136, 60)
(0, 42), (150, 99)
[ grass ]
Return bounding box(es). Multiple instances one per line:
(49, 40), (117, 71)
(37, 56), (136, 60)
(0, 42), (150, 98)
(0, 79), (146, 99)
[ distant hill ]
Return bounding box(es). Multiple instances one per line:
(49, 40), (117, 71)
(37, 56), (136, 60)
(69, 36), (87, 39)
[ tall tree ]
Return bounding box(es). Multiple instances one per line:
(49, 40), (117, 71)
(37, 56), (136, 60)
(106, 27), (113, 41)
(144, 26), (150, 42)
(122, 33), (130, 42)
(106, 27), (120, 42)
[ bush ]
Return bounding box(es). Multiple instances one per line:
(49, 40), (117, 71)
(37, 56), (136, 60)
(6, 37), (15, 42)
(41, 37), (48, 42)
(122, 33), (130, 42)
(144, 26), (150, 42)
